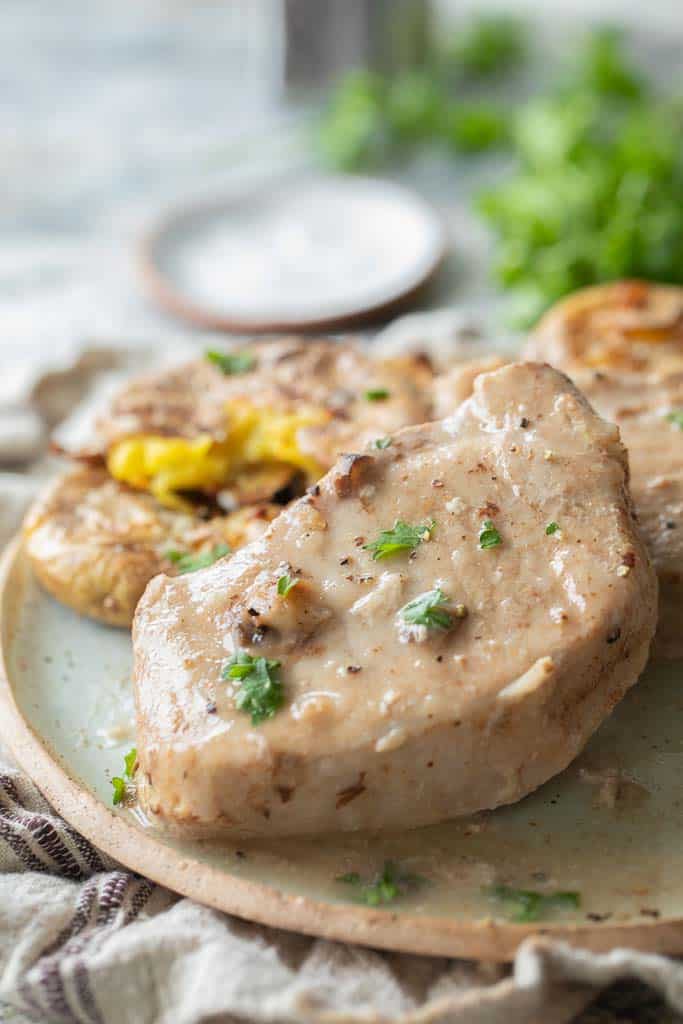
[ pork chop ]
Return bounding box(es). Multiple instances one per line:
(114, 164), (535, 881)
(572, 369), (683, 659)
(132, 363), (657, 836)
(24, 467), (277, 627)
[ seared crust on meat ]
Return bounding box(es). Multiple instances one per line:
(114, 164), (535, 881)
(23, 468), (277, 627)
(524, 281), (683, 375)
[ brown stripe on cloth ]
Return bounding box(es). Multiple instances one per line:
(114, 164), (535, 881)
(1, 768), (159, 1023)
(0, 771), (105, 879)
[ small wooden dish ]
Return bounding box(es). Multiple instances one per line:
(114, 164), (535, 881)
(139, 175), (445, 334)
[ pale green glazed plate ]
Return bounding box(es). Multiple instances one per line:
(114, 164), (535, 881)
(2, 538), (682, 960)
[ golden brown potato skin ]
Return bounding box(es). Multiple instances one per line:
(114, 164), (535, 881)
(524, 280), (683, 375)
(23, 468), (277, 627)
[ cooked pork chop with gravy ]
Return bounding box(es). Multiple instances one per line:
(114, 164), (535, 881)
(573, 370), (683, 659)
(24, 468), (277, 627)
(523, 281), (683, 657)
(133, 363), (656, 836)
(524, 281), (683, 376)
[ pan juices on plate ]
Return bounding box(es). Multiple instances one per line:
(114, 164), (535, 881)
(132, 363), (657, 837)
(522, 280), (683, 658)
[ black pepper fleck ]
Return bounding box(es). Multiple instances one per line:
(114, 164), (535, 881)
(519, 417), (530, 428)
(607, 627), (622, 644)
(206, 700), (217, 714)
(347, 665), (362, 674)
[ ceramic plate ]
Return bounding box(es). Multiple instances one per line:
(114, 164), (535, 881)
(140, 175), (445, 333)
(2, 538), (683, 960)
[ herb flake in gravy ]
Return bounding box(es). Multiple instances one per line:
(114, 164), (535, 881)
(364, 519), (436, 560)
(488, 884), (580, 922)
(205, 349), (256, 375)
(224, 651), (284, 725)
(337, 861), (425, 906)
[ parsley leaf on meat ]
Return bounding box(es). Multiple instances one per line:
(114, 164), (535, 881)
(401, 588), (453, 630)
(364, 519), (436, 560)
(206, 349), (256, 375)
(224, 651), (284, 725)
(479, 520), (502, 549)
(166, 544), (231, 574)
(277, 574), (299, 598)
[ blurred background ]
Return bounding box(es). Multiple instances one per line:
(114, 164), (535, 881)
(1, 0), (683, 441)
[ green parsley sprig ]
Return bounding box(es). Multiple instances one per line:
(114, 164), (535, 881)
(487, 884), (580, 922)
(666, 411), (683, 430)
(111, 747), (137, 806)
(364, 519), (436, 560)
(336, 861), (425, 907)
(277, 574), (299, 598)
(545, 521), (560, 535)
(479, 520), (502, 549)
(374, 436), (392, 449)
(364, 388), (390, 402)
(206, 349), (256, 375)
(223, 651), (284, 725)
(166, 544), (231, 574)
(401, 588), (453, 631)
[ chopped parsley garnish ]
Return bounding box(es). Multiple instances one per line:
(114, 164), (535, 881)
(479, 519), (502, 549)
(545, 521), (560, 535)
(666, 410), (683, 430)
(374, 436), (393, 449)
(223, 651), (283, 725)
(364, 388), (390, 402)
(487, 884), (580, 922)
(111, 747), (137, 806)
(111, 777), (126, 806)
(166, 544), (231, 574)
(206, 349), (256, 375)
(401, 588), (453, 630)
(123, 747), (137, 777)
(364, 519), (436, 560)
(277, 574), (299, 598)
(336, 861), (425, 907)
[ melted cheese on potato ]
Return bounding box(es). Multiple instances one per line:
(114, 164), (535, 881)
(107, 401), (328, 508)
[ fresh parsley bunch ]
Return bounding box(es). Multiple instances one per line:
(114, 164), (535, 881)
(478, 29), (683, 325)
(316, 13), (522, 171)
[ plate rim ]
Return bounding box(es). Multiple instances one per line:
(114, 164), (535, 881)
(2, 535), (683, 961)
(138, 175), (446, 334)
